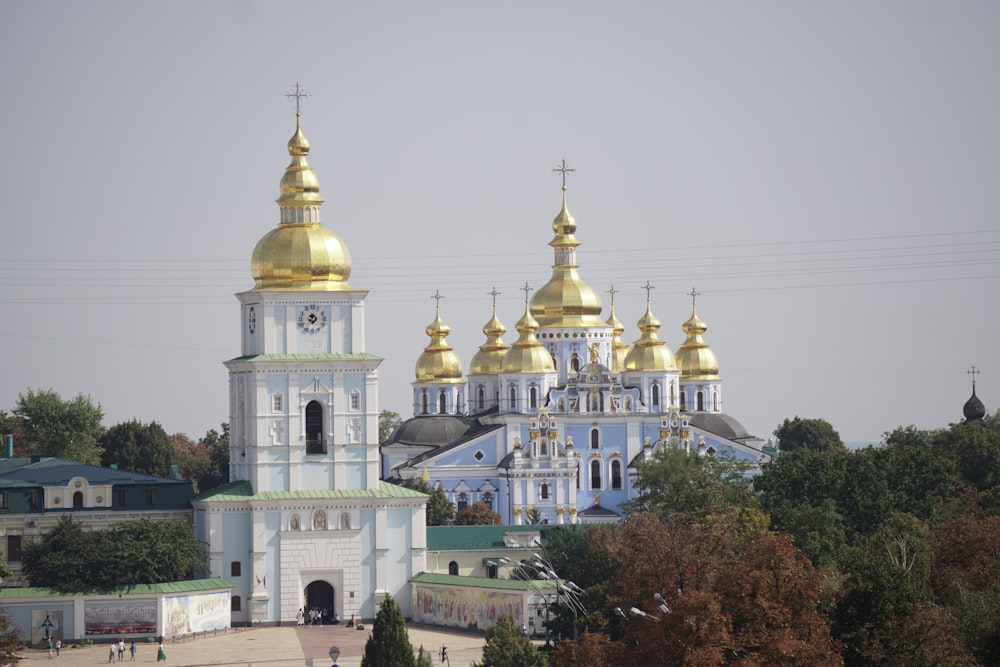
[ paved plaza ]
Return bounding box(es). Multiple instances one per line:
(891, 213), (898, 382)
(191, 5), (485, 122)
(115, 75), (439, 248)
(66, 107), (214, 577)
(13, 623), (492, 666)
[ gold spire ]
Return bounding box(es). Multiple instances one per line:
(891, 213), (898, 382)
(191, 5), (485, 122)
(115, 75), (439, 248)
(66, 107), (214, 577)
(501, 283), (557, 374)
(415, 291), (464, 383)
(606, 285), (628, 373)
(251, 110), (355, 291)
(530, 163), (605, 328)
(623, 281), (677, 372)
(469, 287), (510, 375)
(675, 287), (720, 379)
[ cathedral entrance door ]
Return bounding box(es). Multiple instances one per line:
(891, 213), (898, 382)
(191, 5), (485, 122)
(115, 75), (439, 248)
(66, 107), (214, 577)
(304, 580), (335, 622)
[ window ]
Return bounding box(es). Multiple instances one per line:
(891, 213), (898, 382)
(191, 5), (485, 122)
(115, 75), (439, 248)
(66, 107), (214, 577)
(457, 493), (468, 512)
(272, 393), (283, 413)
(590, 460), (602, 490)
(3, 492), (13, 509)
(421, 389), (429, 414)
(509, 385), (517, 409)
(697, 391), (704, 411)
(350, 389), (361, 411)
(117, 489), (127, 507)
(305, 400), (325, 454)
(570, 355), (581, 373)
(486, 562), (499, 579)
(481, 492), (493, 509)
(713, 390), (719, 410)
(231, 561), (241, 577)
(611, 460), (623, 490)
(529, 386), (538, 409)
(27, 491), (37, 510)
(145, 489), (154, 506)
(73, 491), (84, 508)
(540, 482), (550, 500)
(448, 561), (459, 576)
(652, 382), (660, 408)
(438, 391), (447, 414)
(231, 596), (242, 612)
(6, 535), (22, 562)
(477, 385), (486, 411)
(679, 390), (687, 410)
(590, 428), (600, 450)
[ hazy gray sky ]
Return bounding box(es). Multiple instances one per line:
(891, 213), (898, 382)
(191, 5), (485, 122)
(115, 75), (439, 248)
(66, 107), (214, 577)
(1, 1), (997, 445)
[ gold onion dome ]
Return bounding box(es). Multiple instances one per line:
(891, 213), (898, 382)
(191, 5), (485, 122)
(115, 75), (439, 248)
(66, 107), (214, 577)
(675, 302), (720, 380)
(502, 292), (556, 374)
(251, 115), (354, 291)
(530, 188), (605, 328)
(606, 287), (629, 374)
(623, 299), (677, 373)
(469, 304), (509, 375)
(415, 300), (464, 383)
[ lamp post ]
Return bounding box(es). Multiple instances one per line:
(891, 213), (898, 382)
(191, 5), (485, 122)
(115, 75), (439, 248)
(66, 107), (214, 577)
(498, 555), (588, 642)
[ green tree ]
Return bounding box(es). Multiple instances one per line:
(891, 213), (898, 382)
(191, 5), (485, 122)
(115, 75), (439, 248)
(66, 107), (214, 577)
(21, 516), (204, 593)
(361, 596), (416, 667)
(14, 388), (104, 464)
(101, 420), (175, 477)
(936, 422), (1000, 492)
(0, 612), (22, 664)
(379, 410), (403, 443)
(200, 424), (231, 491)
(172, 425), (230, 493)
(399, 478), (454, 526)
(455, 501), (502, 526)
(474, 616), (547, 667)
(774, 416), (845, 452)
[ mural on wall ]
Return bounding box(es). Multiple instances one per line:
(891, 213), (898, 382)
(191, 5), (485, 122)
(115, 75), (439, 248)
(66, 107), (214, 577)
(414, 585), (523, 631)
(85, 603), (156, 635)
(163, 592), (230, 636)
(30, 610), (64, 645)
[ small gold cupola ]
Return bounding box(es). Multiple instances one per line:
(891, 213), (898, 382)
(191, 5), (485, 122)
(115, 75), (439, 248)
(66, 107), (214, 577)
(623, 281), (678, 373)
(251, 113), (354, 291)
(501, 284), (557, 374)
(469, 288), (510, 375)
(675, 287), (721, 380)
(530, 162), (605, 328)
(606, 285), (629, 374)
(415, 291), (464, 383)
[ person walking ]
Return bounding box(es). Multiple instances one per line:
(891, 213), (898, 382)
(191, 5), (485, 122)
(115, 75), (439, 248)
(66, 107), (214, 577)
(156, 641), (167, 662)
(130, 641), (137, 661)
(46, 637), (53, 659)
(108, 644), (115, 663)
(55, 639), (61, 657)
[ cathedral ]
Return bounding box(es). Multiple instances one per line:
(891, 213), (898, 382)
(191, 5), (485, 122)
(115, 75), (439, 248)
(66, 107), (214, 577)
(192, 115), (427, 624)
(381, 170), (774, 526)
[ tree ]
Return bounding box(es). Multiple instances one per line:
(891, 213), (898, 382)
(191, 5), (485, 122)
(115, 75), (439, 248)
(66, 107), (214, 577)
(473, 616), (547, 667)
(0, 612), (22, 665)
(21, 516), (205, 593)
(172, 426), (230, 493)
(200, 424), (231, 492)
(548, 631), (617, 667)
(455, 501), (502, 526)
(379, 410), (403, 443)
(399, 478), (454, 526)
(13, 388), (104, 464)
(101, 420), (175, 477)
(361, 596), (416, 667)
(774, 416), (845, 452)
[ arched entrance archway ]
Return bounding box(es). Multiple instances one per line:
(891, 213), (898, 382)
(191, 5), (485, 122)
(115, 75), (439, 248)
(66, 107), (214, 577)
(304, 580), (335, 620)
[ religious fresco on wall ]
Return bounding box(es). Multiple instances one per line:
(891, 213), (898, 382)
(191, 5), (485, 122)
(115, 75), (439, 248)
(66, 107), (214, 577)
(163, 591), (230, 636)
(414, 585), (523, 631)
(85, 603), (156, 635)
(31, 610), (64, 645)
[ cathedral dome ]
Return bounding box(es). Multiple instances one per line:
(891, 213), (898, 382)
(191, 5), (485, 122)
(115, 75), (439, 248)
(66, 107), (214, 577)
(623, 300), (677, 373)
(251, 115), (354, 291)
(675, 304), (720, 380)
(469, 305), (509, 375)
(530, 189), (605, 328)
(415, 301), (464, 383)
(963, 388), (986, 423)
(501, 295), (556, 374)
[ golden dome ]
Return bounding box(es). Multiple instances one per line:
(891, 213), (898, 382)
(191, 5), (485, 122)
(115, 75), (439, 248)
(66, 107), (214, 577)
(623, 297), (677, 373)
(530, 188), (605, 328)
(415, 298), (464, 383)
(606, 286), (629, 374)
(502, 289), (556, 374)
(251, 115), (354, 291)
(675, 301), (720, 380)
(469, 300), (509, 375)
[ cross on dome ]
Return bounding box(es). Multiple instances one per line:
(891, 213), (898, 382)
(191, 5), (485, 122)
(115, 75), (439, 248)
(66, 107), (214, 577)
(640, 280), (655, 304)
(607, 284), (619, 308)
(285, 82), (311, 115)
(688, 286), (701, 308)
(520, 282), (534, 305)
(552, 159), (576, 190)
(968, 365), (980, 390)
(488, 287), (500, 308)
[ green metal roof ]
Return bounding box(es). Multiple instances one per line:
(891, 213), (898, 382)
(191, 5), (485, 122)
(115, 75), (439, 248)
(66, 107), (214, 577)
(0, 577), (233, 599)
(227, 353), (383, 362)
(196, 480), (427, 503)
(411, 572), (559, 592)
(426, 525), (551, 551)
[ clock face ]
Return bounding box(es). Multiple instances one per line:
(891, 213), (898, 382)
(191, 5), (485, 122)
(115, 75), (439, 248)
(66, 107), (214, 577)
(248, 307), (256, 334)
(297, 304), (327, 333)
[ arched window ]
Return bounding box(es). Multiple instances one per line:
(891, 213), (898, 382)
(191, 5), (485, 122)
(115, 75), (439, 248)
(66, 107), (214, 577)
(529, 386), (538, 409)
(590, 460), (602, 490)
(670, 384), (676, 407)
(482, 492), (493, 509)
(305, 400), (325, 454)
(477, 385), (486, 411)
(340, 512), (351, 530)
(679, 390), (687, 410)
(509, 385), (517, 410)
(231, 561), (241, 577)
(448, 561), (459, 576)
(438, 391), (447, 414)
(421, 389), (429, 414)
(590, 428), (600, 449)
(713, 390), (719, 410)
(73, 491), (84, 508)
(540, 482), (550, 500)
(696, 391), (704, 411)
(652, 382), (661, 408)
(611, 460), (623, 490)
(539, 440), (547, 456)
(570, 355), (581, 373)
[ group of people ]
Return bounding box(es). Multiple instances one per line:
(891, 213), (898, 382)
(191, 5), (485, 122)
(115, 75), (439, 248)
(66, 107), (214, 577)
(296, 607), (343, 627)
(106, 639), (138, 662)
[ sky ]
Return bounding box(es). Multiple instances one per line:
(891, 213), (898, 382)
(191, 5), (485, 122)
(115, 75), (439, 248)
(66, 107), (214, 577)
(1, 1), (998, 446)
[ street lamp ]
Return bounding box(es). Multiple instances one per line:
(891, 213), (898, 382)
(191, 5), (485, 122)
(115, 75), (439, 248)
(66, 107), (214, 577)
(328, 645), (340, 667)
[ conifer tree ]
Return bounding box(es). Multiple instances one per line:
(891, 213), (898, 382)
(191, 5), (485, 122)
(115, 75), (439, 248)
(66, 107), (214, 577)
(360, 596), (416, 667)
(474, 616), (547, 667)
